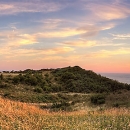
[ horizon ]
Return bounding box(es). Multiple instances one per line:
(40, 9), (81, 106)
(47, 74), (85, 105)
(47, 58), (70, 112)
(0, 0), (130, 73)
(1, 66), (130, 74)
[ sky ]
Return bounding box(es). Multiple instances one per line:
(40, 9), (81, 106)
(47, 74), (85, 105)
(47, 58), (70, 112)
(0, 0), (130, 73)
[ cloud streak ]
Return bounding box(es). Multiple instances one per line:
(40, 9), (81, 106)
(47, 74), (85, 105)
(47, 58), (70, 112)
(111, 33), (130, 39)
(61, 40), (96, 47)
(85, 48), (130, 58)
(0, 1), (62, 15)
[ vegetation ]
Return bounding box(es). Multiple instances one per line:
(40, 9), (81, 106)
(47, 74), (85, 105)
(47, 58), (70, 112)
(90, 94), (106, 105)
(0, 97), (130, 129)
(0, 66), (130, 109)
(1, 66), (130, 92)
(0, 66), (130, 129)
(52, 66), (130, 93)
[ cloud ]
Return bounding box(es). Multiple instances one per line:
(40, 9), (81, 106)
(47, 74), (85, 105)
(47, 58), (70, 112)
(77, 23), (116, 37)
(0, 42), (75, 60)
(85, 2), (130, 21)
(17, 34), (38, 45)
(35, 19), (116, 38)
(0, 31), (38, 47)
(76, 25), (101, 37)
(0, 23), (119, 51)
(85, 48), (130, 58)
(39, 46), (75, 55)
(0, 1), (62, 15)
(101, 23), (116, 30)
(60, 39), (125, 48)
(110, 33), (130, 39)
(34, 28), (86, 38)
(0, 25), (92, 49)
(61, 40), (96, 47)
(35, 19), (64, 29)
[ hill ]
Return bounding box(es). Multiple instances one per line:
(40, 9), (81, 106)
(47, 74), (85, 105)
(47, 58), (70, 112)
(0, 66), (130, 108)
(52, 66), (130, 93)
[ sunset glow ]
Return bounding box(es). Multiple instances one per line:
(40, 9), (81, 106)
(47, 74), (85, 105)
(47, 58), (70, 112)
(0, 0), (130, 73)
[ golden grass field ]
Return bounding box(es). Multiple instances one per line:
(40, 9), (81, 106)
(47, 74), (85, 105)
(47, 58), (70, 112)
(0, 96), (130, 130)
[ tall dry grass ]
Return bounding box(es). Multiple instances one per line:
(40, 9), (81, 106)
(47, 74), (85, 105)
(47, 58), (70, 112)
(0, 97), (130, 129)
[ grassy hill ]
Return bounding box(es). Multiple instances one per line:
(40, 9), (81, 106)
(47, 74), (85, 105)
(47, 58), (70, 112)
(0, 66), (130, 108)
(1, 66), (130, 129)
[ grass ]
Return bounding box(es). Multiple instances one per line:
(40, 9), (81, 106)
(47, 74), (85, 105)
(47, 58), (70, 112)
(0, 97), (130, 130)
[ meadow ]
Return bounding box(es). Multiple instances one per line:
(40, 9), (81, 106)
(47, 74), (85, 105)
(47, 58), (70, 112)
(0, 97), (130, 130)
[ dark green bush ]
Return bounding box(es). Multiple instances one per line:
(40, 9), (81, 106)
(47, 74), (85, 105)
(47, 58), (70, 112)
(34, 87), (43, 93)
(0, 74), (4, 80)
(113, 102), (120, 107)
(91, 94), (106, 105)
(51, 101), (73, 111)
(13, 76), (20, 84)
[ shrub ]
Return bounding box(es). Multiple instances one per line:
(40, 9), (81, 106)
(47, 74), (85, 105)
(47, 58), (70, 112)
(91, 94), (106, 105)
(34, 87), (43, 93)
(0, 83), (12, 88)
(4, 92), (11, 97)
(42, 85), (52, 92)
(51, 101), (73, 111)
(61, 72), (76, 81)
(113, 102), (120, 107)
(0, 74), (3, 80)
(13, 76), (20, 84)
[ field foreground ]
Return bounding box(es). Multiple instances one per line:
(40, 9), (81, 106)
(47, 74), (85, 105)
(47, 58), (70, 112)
(0, 97), (130, 130)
